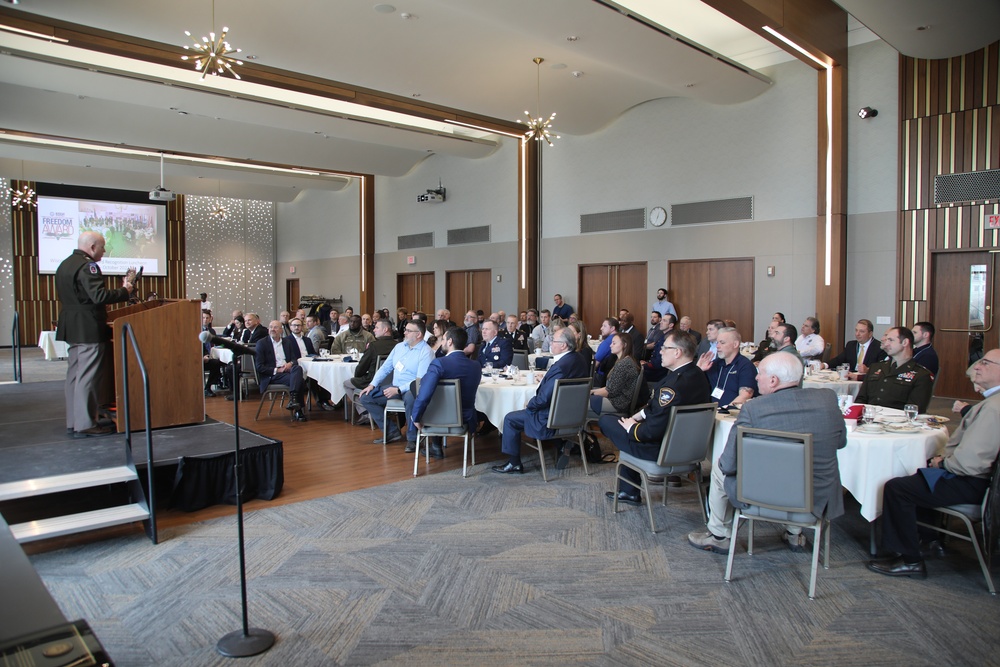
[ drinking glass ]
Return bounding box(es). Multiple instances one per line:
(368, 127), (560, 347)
(862, 405), (876, 425)
(484, 362), (492, 376)
(904, 403), (919, 425)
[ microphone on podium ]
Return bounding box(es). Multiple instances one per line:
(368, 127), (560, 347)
(199, 330), (257, 356)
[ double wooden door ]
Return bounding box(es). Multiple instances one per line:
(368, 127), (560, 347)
(578, 263), (647, 338)
(930, 250), (1000, 399)
(396, 272), (435, 315)
(668, 258), (755, 343)
(446, 270), (492, 317)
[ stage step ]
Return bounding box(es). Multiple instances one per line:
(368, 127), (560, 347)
(10, 504), (149, 543)
(0, 466), (138, 501)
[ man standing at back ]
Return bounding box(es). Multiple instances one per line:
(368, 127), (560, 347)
(492, 328), (591, 474)
(651, 288), (677, 319)
(552, 294), (573, 320)
(56, 231), (134, 437)
(688, 352), (846, 555)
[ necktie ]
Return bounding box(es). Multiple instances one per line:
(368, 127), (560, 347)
(856, 342), (864, 369)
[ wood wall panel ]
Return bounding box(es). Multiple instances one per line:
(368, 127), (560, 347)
(12, 192), (186, 345)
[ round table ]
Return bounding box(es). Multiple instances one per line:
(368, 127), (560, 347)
(474, 371), (542, 433)
(803, 370), (862, 399)
(37, 331), (69, 360)
(210, 346), (234, 364)
(298, 356), (359, 404)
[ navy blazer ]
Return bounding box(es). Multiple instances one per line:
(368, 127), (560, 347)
(254, 336), (302, 391)
(286, 334), (316, 358)
(523, 350), (591, 439)
(411, 350), (482, 432)
(827, 339), (887, 372)
(478, 335), (514, 368)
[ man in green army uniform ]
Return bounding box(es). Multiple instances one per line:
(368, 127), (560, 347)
(856, 326), (933, 413)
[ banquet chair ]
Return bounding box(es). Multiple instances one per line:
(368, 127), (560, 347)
(915, 461), (998, 594)
(346, 355), (388, 428)
(523, 377), (592, 482)
(382, 370), (407, 443)
(413, 379), (477, 477)
(611, 402), (717, 533)
(586, 371), (645, 428)
(252, 361), (293, 421)
(724, 427), (831, 600)
(237, 353), (256, 400)
(512, 350), (529, 370)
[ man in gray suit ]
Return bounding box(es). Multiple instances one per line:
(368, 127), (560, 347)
(688, 352), (846, 555)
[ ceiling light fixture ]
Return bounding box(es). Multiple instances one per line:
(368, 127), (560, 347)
(182, 0), (243, 80)
(518, 57), (559, 147)
(11, 160), (36, 210)
(210, 179), (228, 220)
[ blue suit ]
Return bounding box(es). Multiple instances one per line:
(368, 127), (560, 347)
(477, 335), (514, 369)
(502, 350), (591, 458)
(411, 350), (482, 433)
(254, 336), (304, 395)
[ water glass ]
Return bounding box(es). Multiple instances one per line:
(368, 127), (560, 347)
(862, 405), (876, 425)
(904, 403), (919, 424)
(484, 362), (493, 376)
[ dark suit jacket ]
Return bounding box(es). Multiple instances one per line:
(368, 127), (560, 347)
(351, 336), (398, 388)
(411, 351), (482, 431)
(827, 339), (887, 372)
(245, 324), (267, 345)
(478, 335), (514, 368)
(254, 336), (301, 391)
(523, 350), (591, 438)
(286, 334), (315, 358)
(719, 387), (846, 520)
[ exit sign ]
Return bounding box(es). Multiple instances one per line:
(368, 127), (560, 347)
(986, 213), (1000, 229)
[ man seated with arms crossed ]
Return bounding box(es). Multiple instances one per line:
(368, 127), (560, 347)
(492, 328), (591, 474)
(856, 326), (933, 413)
(503, 314), (531, 351)
(825, 319), (886, 373)
(911, 321), (939, 376)
(599, 331), (711, 505)
(410, 327), (482, 459)
(689, 352), (846, 554)
(359, 318), (434, 445)
(530, 309), (553, 352)
(344, 318), (398, 424)
(868, 348), (1000, 579)
(331, 315), (375, 354)
(255, 320), (308, 422)
(696, 326), (758, 407)
(477, 319), (513, 369)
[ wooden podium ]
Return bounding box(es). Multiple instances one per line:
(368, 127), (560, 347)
(110, 299), (204, 432)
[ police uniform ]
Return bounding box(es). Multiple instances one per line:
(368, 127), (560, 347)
(598, 362), (712, 494)
(55, 248), (131, 433)
(856, 358), (933, 412)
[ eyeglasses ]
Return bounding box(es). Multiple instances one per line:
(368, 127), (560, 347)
(975, 357), (1000, 368)
(405, 328), (421, 334)
(663, 346), (680, 351)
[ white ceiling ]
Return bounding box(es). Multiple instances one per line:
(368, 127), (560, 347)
(0, 0), (995, 201)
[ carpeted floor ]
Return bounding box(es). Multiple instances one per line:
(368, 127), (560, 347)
(27, 460), (999, 667)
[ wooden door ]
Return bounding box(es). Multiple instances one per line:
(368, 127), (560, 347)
(446, 269), (491, 316)
(397, 272), (435, 315)
(578, 262), (647, 337)
(285, 278), (299, 312)
(669, 258), (754, 342)
(930, 250), (1000, 399)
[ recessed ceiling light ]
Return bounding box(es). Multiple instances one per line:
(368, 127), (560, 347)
(245, 54), (258, 60)
(550, 63), (567, 70)
(374, 4), (396, 13)
(400, 12), (417, 20)
(566, 36), (578, 42)
(571, 71), (583, 78)
(916, 25), (931, 31)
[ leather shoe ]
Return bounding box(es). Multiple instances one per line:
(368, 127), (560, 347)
(374, 435), (401, 444)
(293, 410), (307, 422)
(867, 557), (927, 579)
(919, 539), (945, 560)
(315, 401), (335, 411)
(555, 446), (572, 470)
(491, 462), (524, 474)
(478, 422), (497, 436)
(404, 443), (417, 453)
(74, 425), (115, 438)
(285, 400), (301, 411)
(605, 490), (642, 506)
(429, 442), (445, 459)
(225, 393), (236, 401)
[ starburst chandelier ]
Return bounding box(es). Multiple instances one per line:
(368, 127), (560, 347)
(11, 161), (36, 210)
(518, 57), (560, 147)
(210, 180), (229, 221)
(182, 0), (243, 80)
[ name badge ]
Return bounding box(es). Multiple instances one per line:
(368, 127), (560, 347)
(395, 361), (405, 372)
(711, 387), (725, 400)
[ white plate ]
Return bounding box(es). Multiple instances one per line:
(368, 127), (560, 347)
(885, 424), (922, 433)
(877, 416), (907, 424)
(855, 424), (884, 434)
(916, 414), (949, 424)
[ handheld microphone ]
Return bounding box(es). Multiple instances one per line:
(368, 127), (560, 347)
(199, 330), (257, 356)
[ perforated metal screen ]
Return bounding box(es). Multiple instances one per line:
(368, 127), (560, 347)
(935, 169), (1000, 204)
(671, 196), (753, 226)
(397, 232), (433, 250)
(580, 208), (645, 233)
(447, 225), (490, 245)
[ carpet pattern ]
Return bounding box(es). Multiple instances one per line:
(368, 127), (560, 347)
(27, 461), (999, 666)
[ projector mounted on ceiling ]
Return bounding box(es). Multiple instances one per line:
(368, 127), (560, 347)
(417, 179), (446, 203)
(149, 152), (176, 201)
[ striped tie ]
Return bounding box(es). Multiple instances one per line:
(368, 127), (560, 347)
(856, 342), (864, 370)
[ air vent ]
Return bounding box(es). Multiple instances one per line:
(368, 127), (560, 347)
(580, 208), (645, 233)
(935, 169), (1000, 204)
(447, 225), (490, 245)
(671, 196), (753, 226)
(397, 232), (433, 250)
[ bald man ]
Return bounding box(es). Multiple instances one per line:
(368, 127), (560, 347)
(56, 231), (134, 437)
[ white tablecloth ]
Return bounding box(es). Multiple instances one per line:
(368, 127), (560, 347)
(711, 406), (948, 522)
(528, 352), (552, 368)
(474, 371), (541, 433)
(37, 331), (69, 360)
(209, 347), (234, 364)
(299, 357), (359, 403)
(803, 370), (862, 399)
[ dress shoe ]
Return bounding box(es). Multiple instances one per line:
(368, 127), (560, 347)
(605, 490), (642, 506)
(205, 389), (215, 397)
(478, 422), (497, 436)
(293, 410), (308, 422)
(285, 400), (302, 411)
(781, 531), (807, 552)
(354, 413), (371, 425)
(429, 442), (445, 459)
(867, 557), (927, 578)
(491, 461), (524, 474)
(373, 434), (401, 444)
(687, 530), (731, 555)
(555, 446), (572, 470)
(315, 401), (335, 411)
(919, 539), (945, 560)
(404, 443), (417, 453)
(74, 425), (115, 438)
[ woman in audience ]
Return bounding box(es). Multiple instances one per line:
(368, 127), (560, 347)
(229, 314), (245, 340)
(569, 320), (594, 368)
(428, 319), (449, 358)
(588, 333), (640, 418)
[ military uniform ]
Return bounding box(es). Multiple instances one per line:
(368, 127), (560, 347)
(330, 327), (375, 355)
(856, 358), (933, 412)
(55, 249), (131, 433)
(599, 361), (713, 494)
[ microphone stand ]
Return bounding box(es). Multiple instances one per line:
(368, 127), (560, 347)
(217, 354), (275, 657)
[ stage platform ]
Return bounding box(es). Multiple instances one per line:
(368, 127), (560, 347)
(0, 381), (283, 515)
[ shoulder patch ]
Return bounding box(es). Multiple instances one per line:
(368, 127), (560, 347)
(88, 263), (99, 274)
(658, 387), (676, 407)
